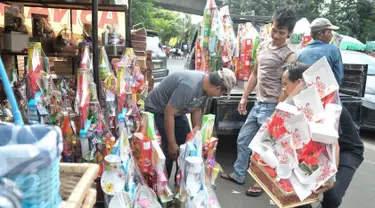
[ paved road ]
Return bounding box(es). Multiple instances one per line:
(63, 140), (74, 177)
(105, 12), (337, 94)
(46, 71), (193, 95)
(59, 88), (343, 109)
(167, 58), (375, 208)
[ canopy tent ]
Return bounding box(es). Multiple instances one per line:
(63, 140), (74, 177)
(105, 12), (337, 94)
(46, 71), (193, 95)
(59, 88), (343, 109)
(293, 18), (311, 35)
(365, 41), (375, 51)
(340, 35), (366, 51)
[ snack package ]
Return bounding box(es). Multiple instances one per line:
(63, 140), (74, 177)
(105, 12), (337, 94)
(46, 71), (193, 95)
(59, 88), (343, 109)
(235, 23), (259, 81)
(132, 132), (153, 175)
(201, 114), (215, 144)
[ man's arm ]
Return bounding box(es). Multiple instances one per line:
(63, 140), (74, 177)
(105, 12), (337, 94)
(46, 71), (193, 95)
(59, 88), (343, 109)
(277, 54), (297, 103)
(335, 49), (344, 86)
(191, 108), (202, 129)
(164, 104), (180, 159)
(242, 57), (258, 99)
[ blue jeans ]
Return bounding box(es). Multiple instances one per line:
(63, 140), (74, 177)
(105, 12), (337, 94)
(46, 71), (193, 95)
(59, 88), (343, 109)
(233, 101), (277, 183)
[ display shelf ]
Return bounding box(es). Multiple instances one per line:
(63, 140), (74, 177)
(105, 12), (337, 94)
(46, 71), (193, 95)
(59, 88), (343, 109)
(1, 50), (81, 58)
(2, 0), (128, 12)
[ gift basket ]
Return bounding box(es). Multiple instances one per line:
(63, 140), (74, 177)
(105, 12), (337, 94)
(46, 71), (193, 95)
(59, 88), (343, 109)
(175, 114), (222, 208)
(248, 57), (342, 208)
(234, 22), (260, 81)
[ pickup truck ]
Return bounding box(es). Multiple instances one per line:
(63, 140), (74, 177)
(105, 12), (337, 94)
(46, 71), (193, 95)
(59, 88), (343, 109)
(185, 15), (368, 136)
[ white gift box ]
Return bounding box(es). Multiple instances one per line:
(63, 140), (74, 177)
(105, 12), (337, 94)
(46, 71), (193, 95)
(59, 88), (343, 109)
(324, 104), (342, 132)
(311, 154), (338, 191)
(152, 140), (166, 174)
(310, 122), (338, 144)
(276, 102), (300, 116)
(294, 165), (322, 185)
(249, 123), (270, 154)
(302, 56), (339, 99)
(289, 174), (313, 201)
(284, 113), (311, 149)
(293, 86), (325, 122)
(275, 135), (299, 168)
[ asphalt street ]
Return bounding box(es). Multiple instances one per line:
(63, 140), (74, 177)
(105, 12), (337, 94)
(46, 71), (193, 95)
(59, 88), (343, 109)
(166, 58), (375, 208)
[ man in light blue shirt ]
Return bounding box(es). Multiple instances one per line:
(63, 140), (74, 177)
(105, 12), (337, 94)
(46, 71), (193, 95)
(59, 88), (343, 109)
(297, 18), (344, 85)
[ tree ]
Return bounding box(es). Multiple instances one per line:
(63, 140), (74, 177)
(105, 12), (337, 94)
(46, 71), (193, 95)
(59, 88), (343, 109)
(323, 0), (375, 42)
(131, 0), (155, 29)
(151, 10), (181, 43)
(224, 0), (320, 21)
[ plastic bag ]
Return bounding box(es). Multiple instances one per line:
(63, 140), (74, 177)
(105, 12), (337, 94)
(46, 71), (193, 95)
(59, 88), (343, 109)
(235, 23), (259, 81)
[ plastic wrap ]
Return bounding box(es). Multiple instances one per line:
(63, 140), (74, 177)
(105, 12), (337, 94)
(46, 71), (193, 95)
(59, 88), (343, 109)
(235, 23), (259, 81)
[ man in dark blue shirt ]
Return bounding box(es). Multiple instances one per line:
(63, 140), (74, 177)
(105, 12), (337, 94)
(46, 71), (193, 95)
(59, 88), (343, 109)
(297, 18), (344, 85)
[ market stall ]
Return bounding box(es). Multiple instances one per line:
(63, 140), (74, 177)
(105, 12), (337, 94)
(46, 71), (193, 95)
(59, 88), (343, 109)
(0, 1), (225, 207)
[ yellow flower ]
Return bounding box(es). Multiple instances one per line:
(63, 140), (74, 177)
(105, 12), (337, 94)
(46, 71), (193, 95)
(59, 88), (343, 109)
(105, 183), (114, 193)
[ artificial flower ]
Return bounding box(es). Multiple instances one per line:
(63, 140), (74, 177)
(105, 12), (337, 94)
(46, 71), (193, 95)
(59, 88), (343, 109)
(105, 183), (114, 193)
(299, 140), (324, 166)
(268, 114), (288, 140)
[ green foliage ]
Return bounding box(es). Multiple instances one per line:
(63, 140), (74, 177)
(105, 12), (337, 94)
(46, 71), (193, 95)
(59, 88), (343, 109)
(131, 0), (196, 44)
(151, 10), (181, 43)
(131, 0), (375, 44)
(131, 0), (155, 29)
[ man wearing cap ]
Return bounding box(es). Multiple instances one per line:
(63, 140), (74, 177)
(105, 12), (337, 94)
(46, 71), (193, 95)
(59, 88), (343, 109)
(297, 18), (344, 85)
(297, 18), (364, 208)
(145, 69), (236, 178)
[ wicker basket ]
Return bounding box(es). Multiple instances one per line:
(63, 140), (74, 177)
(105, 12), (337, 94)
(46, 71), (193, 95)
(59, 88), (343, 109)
(249, 157), (319, 208)
(81, 189), (97, 208)
(60, 163), (99, 208)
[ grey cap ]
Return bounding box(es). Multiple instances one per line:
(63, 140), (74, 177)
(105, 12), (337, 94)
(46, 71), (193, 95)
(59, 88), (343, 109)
(218, 68), (237, 99)
(310, 18), (339, 32)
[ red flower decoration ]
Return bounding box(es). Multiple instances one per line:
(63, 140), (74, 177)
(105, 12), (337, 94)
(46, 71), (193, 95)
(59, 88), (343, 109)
(252, 153), (261, 162)
(279, 179), (294, 193)
(27, 63), (43, 98)
(264, 166), (277, 178)
(268, 114), (288, 140)
(321, 91), (335, 107)
(298, 140), (324, 166)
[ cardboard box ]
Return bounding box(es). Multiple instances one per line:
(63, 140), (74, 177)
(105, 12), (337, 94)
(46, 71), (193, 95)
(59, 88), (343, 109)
(3, 32), (29, 52)
(54, 59), (73, 75)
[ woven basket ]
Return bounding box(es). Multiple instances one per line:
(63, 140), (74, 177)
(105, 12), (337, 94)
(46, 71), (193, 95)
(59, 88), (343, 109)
(132, 29), (147, 37)
(81, 189), (97, 208)
(60, 163), (99, 208)
(132, 41), (147, 52)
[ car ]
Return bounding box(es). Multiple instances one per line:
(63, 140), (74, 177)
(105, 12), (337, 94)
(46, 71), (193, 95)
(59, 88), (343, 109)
(341, 50), (375, 131)
(146, 30), (169, 82)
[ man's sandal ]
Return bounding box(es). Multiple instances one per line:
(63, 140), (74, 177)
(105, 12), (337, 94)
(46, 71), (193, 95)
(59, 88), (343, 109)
(220, 173), (245, 185)
(246, 185), (264, 197)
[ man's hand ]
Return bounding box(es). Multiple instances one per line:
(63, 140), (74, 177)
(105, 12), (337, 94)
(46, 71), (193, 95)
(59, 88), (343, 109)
(168, 143), (180, 160)
(313, 182), (335, 194)
(238, 98), (248, 115)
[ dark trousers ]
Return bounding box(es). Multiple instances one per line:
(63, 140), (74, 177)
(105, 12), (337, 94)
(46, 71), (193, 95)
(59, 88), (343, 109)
(298, 152), (363, 208)
(152, 112), (191, 178)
